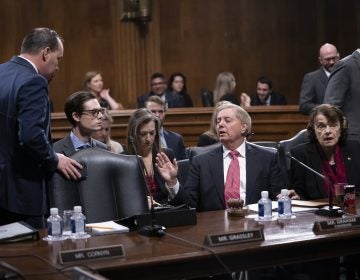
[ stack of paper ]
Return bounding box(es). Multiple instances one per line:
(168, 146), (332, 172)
(86, 221), (129, 235)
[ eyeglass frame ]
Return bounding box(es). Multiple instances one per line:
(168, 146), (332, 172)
(81, 108), (105, 118)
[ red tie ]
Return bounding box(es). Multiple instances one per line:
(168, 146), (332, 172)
(224, 150), (240, 207)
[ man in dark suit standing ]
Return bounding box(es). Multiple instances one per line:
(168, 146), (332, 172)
(0, 28), (82, 228)
(145, 96), (187, 160)
(156, 103), (285, 211)
(53, 91), (107, 156)
(250, 76), (287, 106)
(137, 72), (183, 108)
(324, 48), (360, 142)
(299, 43), (340, 114)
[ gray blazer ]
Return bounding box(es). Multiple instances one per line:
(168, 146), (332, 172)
(53, 135), (107, 156)
(299, 67), (328, 115)
(324, 50), (360, 140)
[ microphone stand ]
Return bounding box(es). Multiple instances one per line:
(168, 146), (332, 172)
(287, 152), (343, 217)
(129, 136), (165, 237)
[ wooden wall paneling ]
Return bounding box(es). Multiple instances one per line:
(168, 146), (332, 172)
(114, 0), (162, 109)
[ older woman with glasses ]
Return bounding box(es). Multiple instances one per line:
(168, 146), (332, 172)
(125, 108), (175, 205)
(290, 104), (360, 200)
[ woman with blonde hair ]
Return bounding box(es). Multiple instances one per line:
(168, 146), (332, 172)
(213, 72), (250, 107)
(92, 108), (124, 154)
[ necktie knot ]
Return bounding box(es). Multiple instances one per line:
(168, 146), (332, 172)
(229, 150), (239, 159)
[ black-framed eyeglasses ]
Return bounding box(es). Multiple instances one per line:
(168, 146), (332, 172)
(81, 108), (105, 118)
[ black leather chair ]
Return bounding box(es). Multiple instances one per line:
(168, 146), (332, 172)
(49, 148), (149, 223)
(177, 159), (190, 185)
(278, 129), (308, 183)
(187, 143), (221, 161)
(200, 88), (214, 107)
(251, 141), (279, 150)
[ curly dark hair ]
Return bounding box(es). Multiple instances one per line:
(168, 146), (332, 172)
(307, 104), (348, 145)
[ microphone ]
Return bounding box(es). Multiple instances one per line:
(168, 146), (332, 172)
(286, 152), (342, 217)
(129, 136), (165, 237)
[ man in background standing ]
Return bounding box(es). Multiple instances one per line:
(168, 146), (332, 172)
(299, 43), (340, 114)
(0, 28), (82, 229)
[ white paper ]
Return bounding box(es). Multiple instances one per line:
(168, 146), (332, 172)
(0, 222), (34, 240)
(86, 221), (129, 234)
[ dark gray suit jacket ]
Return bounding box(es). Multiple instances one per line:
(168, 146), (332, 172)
(171, 143), (286, 211)
(163, 129), (187, 160)
(53, 135), (107, 156)
(299, 67), (328, 115)
(324, 50), (360, 140)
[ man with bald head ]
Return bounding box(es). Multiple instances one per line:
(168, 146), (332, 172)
(299, 43), (340, 114)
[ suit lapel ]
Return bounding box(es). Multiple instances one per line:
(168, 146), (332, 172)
(307, 144), (326, 197)
(342, 145), (354, 183)
(209, 147), (225, 206)
(352, 50), (360, 71)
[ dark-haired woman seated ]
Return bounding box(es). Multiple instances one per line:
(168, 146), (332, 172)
(125, 108), (175, 205)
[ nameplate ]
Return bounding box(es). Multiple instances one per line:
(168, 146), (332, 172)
(59, 245), (125, 264)
(313, 216), (360, 234)
(206, 229), (264, 247)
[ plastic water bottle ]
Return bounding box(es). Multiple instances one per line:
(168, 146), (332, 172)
(278, 189), (292, 219)
(44, 208), (66, 241)
(71, 206), (90, 239)
(258, 191), (272, 220)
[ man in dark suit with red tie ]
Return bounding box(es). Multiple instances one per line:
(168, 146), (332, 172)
(156, 102), (285, 211)
(0, 28), (82, 228)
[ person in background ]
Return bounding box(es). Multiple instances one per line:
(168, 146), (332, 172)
(299, 43), (340, 114)
(53, 91), (107, 156)
(250, 76), (287, 106)
(0, 28), (82, 229)
(167, 72), (193, 107)
(145, 96), (187, 160)
(290, 104), (360, 200)
(84, 71), (124, 110)
(92, 108), (124, 154)
(324, 48), (360, 143)
(197, 101), (232, 147)
(125, 108), (175, 205)
(156, 102), (285, 211)
(137, 72), (182, 108)
(213, 72), (250, 107)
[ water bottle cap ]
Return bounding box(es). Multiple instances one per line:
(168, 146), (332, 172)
(261, 191), (269, 198)
(74, 206), (82, 213)
(50, 208), (58, 215)
(281, 189), (288, 196)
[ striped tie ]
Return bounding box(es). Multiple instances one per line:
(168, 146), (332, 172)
(224, 150), (240, 207)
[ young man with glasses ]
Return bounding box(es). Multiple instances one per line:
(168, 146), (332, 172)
(53, 91), (107, 156)
(137, 72), (183, 108)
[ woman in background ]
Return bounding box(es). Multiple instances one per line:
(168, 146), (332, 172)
(213, 72), (250, 107)
(84, 71), (124, 110)
(126, 108), (175, 204)
(92, 108), (123, 154)
(167, 72), (193, 107)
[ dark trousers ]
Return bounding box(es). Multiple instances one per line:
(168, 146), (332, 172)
(0, 207), (45, 229)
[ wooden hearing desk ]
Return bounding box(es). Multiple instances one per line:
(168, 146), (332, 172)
(51, 105), (308, 146)
(1, 207), (360, 280)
